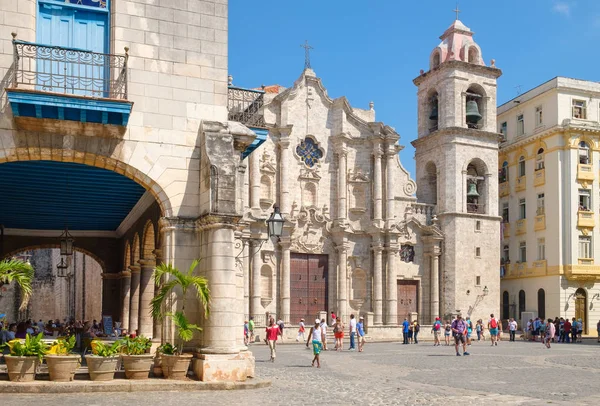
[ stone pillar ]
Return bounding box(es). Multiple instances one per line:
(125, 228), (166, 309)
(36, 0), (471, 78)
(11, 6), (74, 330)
(385, 244), (398, 325)
(138, 258), (155, 338)
(128, 265), (141, 334)
(249, 150), (260, 210)
(279, 238), (291, 324)
(336, 243), (348, 322)
(242, 238), (250, 321)
(337, 148), (348, 222)
(430, 246), (441, 323)
(278, 133), (292, 216)
(250, 239), (263, 320)
(120, 271), (131, 332)
(152, 249), (163, 343)
(372, 243), (383, 325)
(385, 145), (395, 222)
(373, 144), (383, 222)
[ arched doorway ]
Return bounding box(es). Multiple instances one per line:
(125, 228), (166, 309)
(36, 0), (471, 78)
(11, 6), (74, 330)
(537, 289), (545, 320)
(502, 291), (509, 320)
(518, 290), (526, 319)
(575, 288), (587, 334)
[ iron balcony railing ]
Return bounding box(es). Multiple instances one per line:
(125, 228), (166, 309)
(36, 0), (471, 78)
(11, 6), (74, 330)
(10, 34), (128, 99)
(227, 86), (265, 128)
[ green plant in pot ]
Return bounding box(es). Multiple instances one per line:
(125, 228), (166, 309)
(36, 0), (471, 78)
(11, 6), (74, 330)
(118, 335), (153, 379)
(151, 259), (210, 380)
(2, 333), (48, 382)
(85, 340), (122, 381)
(45, 335), (81, 382)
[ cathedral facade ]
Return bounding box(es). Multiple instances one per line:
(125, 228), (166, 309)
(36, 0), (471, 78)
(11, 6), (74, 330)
(238, 19), (501, 334)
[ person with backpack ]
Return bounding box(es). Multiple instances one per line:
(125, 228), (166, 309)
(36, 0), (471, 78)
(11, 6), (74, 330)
(488, 314), (499, 346)
(431, 317), (442, 346)
(451, 314), (470, 356)
(412, 320), (420, 344)
(444, 320), (452, 346)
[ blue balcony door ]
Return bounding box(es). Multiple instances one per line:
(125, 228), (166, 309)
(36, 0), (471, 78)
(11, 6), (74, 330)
(37, 2), (108, 96)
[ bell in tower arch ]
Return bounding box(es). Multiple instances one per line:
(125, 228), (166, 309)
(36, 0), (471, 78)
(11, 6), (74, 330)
(467, 181), (480, 197)
(429, 98), (438, 121)
(466, 99), (482, 127)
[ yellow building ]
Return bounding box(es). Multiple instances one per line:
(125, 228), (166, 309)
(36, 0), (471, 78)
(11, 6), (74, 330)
(498, 77), (600, 333)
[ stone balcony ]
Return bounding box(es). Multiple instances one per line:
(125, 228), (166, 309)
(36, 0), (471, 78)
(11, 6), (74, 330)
(534, 168), (545, 186)
(5, 35), (132, 136)
(515, 262), (527, 275)
(577, 164), (594, 182)
(516, 218), (527, 235)
(566, 264), (600, 281)
(532, 259), (547, 274)
(577, 211), (595, 228)
(499, 182), (509, 197)
(535, 207), (545, 231)
(515, 176), (526, 192)
(227, 82), (267, 159)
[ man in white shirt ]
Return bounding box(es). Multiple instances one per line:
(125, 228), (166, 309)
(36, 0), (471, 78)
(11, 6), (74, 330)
(508, 318), (518, 341)
(348, 314), (357, 351)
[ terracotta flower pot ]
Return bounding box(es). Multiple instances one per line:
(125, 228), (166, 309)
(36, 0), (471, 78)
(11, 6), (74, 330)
(121, 354), (154, 380)
(161, 353), (193, 380)
(45, 354), (81, 382)
(85, 355), (120, 381)
(4, 355), (39, 382)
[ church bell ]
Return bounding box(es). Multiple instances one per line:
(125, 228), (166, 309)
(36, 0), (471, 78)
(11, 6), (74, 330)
(465, 100), (482, 124)
(466, 182), (480, 197)
(429, 99), (438, 121)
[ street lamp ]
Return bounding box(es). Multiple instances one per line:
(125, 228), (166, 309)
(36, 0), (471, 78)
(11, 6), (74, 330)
(266, 205), (285, 240)
(483, 286), (489, 296)
(60, 227), (74, 256)
(56, 257), (69, 278)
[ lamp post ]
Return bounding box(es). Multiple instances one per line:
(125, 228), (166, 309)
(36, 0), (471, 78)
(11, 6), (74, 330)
(266, 205), (285, 240)
(60, 227), (74, 256)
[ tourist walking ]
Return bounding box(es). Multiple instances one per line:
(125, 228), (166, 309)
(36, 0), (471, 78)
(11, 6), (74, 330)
(413, 320), (420, 344)
(296, 318), (306, 342)
(508, 318), (517, 342)
(475, 319), (482, 341)
(576, 318), (583, 343)
(544, 318), (555, 349)
(564, 318), (572, 343)
(432, 317), (442, 346)
(248, 316), (255, 343)
(265, 318), (279, 362)
(357, 316), (366, 352)
(451, 314), (470, 356)
(444, 320), (452, 346)
(277, 318), (285, 342)
(488, 314), (499, 346)
(333, 318), (344, 351)
(349, 314), (357, 350)
(244, 320), (249, 345)
(306, 319), (323, 368)
(320, 319), (328, 350)
(465, 317), (473, 345)
(402, 318), (410, 344)
(330, 310), (337, 326)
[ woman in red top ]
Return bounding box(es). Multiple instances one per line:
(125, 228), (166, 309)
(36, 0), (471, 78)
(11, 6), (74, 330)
(265, 318), (279, 362)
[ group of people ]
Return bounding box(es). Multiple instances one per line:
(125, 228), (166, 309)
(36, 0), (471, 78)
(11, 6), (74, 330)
(525, 317), (589, 344)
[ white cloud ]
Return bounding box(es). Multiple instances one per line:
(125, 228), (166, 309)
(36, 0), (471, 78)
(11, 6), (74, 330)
(553, 2), (571, 16)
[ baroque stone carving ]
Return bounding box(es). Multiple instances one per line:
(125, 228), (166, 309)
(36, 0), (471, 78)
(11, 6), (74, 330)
(290, 206), (332, 254)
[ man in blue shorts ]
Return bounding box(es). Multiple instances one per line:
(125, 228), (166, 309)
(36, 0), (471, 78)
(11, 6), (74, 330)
(451, 314), (469, 356)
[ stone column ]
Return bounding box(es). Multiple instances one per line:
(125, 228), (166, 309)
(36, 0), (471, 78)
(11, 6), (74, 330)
(373, 144), (383, 222)
(385, 145), (395, 222)
(336, 243), (348, 322)
(249, 150), (260, 210)
(128, 265), (141, 334)
(242, 238), (250, 321)
(430, 251), (440, 323)
(337, 148), (348, 222)
(138, 258), (155, 338)
(385, 244), (398, 325)
(120, 271), (131, 332)
(372, 243), (383, 325)
(152, 249), (163, 343)
(279, 135), (291, 216)
(250, 239), (262, 321)
(279, 238), (291, 324)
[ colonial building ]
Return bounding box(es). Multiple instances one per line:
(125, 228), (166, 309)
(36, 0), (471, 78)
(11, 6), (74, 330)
(498, 77), (600, 332)
(238, 18), (501, 334)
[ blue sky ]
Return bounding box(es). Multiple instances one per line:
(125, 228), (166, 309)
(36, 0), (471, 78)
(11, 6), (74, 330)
(229, 0), (600, 177)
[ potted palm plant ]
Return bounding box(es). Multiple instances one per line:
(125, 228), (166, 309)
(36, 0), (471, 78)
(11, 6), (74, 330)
(151, 259), (210, 380)
(45, 335), (81, 381)
(85, 340), (122, 381)
(119, 335), (153, 379)
(0, 258), (34, 311)
(2, 333), (48, 382)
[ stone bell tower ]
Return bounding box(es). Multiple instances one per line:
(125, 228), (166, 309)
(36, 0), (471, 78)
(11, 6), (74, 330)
(411, 18), (502, 321)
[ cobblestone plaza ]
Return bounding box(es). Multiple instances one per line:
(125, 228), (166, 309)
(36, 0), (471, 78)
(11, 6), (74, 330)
(3, 341), (600, 405)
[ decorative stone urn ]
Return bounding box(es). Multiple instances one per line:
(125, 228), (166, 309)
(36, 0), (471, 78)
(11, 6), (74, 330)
(121, 354), (154, 379)
(45, 354), (81, 382)
(161, 353), (193, 380)
(4, 355), (39, 382)
(85, 355), (120, 381)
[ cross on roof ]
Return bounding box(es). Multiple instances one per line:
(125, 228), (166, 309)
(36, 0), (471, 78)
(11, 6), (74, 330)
(301, 40), (313, 70)
(453, 3), (461, 20)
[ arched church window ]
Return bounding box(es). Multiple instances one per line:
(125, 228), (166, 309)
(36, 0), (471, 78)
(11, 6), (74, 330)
(502, 291), (510, 320)
(518, 290), (526, 316)
(296, 137), (323, 168)
(579, 141), (590, 164)
(422, 162), (437, 205)
(537, 288), (545, 319)
(432, 51), (441, 69)
(400, 245), (415, 263)
(428, 91), (439, 133)
(536, 148), (544, 171)
(303, 182), (317, 207)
